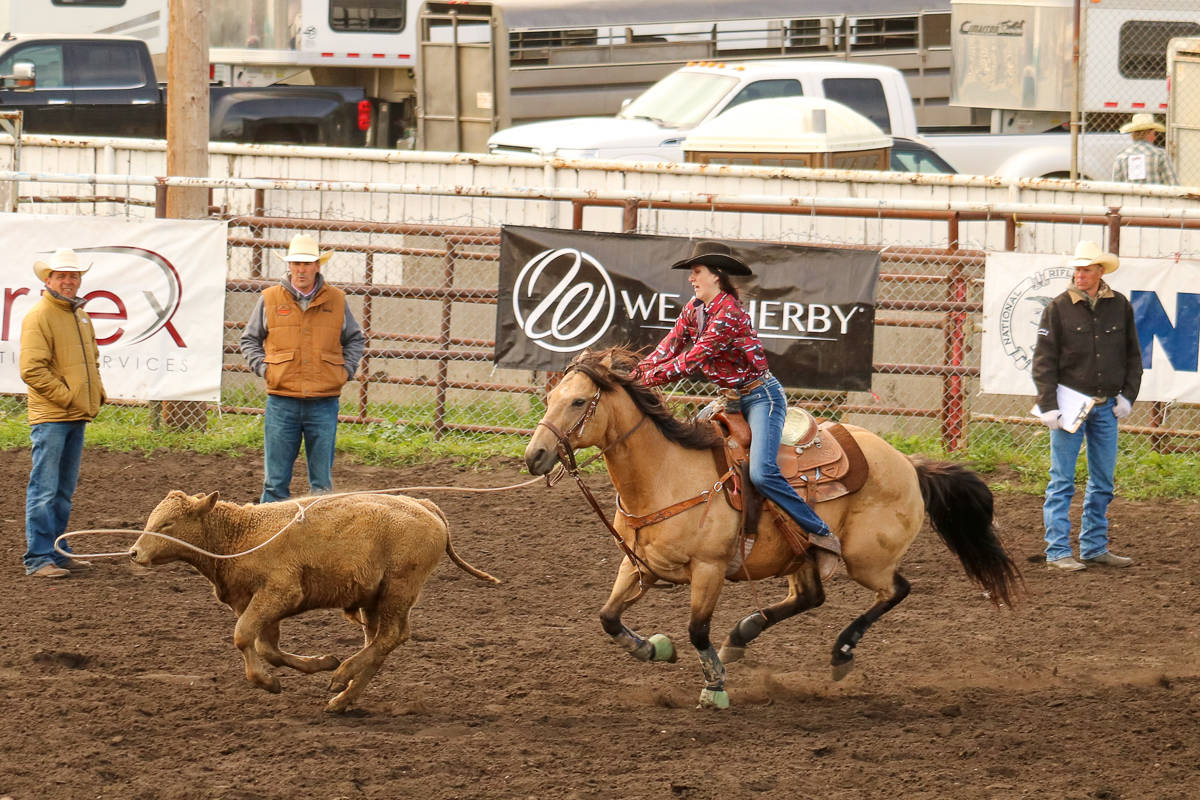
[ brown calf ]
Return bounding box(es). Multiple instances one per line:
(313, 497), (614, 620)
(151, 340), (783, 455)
(129, 490), (498, 712)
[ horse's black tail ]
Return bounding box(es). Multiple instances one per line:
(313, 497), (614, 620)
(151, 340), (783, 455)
(912, 458), (1023, 607)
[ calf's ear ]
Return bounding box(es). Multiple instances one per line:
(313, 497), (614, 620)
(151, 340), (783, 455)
(200, 491), (220, 512)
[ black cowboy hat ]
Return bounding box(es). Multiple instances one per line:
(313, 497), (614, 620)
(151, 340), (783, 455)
(669, 240), (752, 276)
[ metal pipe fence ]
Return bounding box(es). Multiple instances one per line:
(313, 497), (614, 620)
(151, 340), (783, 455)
(4, 170), (1200, 463)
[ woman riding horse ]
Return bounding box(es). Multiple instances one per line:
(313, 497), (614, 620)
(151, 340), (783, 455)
(630, 240), (841, 557)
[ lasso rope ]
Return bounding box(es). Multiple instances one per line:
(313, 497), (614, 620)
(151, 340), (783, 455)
(54, 473), (553, 562)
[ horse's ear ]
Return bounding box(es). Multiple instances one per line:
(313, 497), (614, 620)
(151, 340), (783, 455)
(567, 349), (590, 369)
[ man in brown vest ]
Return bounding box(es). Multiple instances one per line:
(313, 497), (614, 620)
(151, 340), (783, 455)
(240, 234), (365, 503)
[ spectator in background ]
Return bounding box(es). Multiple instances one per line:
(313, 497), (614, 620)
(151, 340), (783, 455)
(1032, 241), (1141, 572)
(240, 234), (365, 503)
(1112, 114), (1179, 185)
(19, 248), (106, 579)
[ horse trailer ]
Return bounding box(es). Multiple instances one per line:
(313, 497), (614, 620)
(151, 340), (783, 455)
(415, 0), (973, 154)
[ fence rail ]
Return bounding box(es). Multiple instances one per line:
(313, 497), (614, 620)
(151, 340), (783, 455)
(3, 168), (1200, 462)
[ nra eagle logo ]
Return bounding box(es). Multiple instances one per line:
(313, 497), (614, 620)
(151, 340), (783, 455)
(998, 266), (1071, 371)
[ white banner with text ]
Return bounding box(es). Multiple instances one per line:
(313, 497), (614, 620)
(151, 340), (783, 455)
(982, 252), (1200, 403)
(0, 214), (229, 402)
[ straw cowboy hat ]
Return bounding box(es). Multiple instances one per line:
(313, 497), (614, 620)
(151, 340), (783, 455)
(1066, 240), (1119, 274)
(670, 240), (752, 276)
(1119, 113), (1166, 134)
(277, 233), (333, 264)
(33, 248), (91, 283)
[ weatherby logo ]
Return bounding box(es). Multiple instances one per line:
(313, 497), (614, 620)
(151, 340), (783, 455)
(1, 246), (188, 348)
(512, 247), (616, 354)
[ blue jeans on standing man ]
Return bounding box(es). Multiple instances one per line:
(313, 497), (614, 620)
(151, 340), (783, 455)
(24, 420), (86, 574)
(261, 394), (340, 504)
(740, 373), (832, 536)
(1043, 398), (1118, 562)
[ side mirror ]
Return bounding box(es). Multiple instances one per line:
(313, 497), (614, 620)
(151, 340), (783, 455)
(10, 61), (35, 91)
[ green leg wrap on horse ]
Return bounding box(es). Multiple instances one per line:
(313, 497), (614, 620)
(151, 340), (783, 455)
(698, 688), (730, 709)
(648, 633), (677, 663)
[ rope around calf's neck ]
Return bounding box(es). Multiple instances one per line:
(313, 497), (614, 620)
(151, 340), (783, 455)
(54, 473), (553, 562)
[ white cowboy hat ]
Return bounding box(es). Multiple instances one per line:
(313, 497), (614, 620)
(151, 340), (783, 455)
(277, 233), (333, 264)
(1066, 240), (1119, 274)
(1119, 113), (1166, 134)
(33, 248), (91, 283)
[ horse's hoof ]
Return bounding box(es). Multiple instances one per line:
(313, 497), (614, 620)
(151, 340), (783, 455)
(697, 688), (730, 710)
(325, 695), (350, 714)
(648, 633), (677, 663)
(718, 644), (745, 664)
(831, 656), (855, 682)
(255, 675), (281, 694)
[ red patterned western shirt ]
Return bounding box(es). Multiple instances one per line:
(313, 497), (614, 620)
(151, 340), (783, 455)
(635, 291), (769, 388)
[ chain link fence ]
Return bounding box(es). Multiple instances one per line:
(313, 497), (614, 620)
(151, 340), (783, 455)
(4, 172), (1200, 469)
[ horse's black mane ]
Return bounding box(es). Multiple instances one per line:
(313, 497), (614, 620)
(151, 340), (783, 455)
(565, 348), (723, 451)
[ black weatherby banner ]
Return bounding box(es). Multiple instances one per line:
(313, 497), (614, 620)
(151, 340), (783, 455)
(495, 226), (879, 391)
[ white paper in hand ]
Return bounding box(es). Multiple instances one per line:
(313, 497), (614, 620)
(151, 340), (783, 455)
(1031, 385), (1095, 433)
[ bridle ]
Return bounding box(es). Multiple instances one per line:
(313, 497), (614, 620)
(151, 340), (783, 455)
(535, 373), (734, 594)
(535, 382), (659, 582)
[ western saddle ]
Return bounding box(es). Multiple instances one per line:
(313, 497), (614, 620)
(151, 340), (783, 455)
(708, 406), (869, 577)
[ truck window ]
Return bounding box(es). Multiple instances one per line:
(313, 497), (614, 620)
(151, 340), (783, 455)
(822, 78), (891, 133)
(722, 80), (804, 113)
(69, 42), (147, 89)
(330, 1), (406, 33)
(0, 45), (66, 89)
(1119, 21), (1200, 80)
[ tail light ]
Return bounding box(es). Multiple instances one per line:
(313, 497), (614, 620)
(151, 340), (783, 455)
(357, 100), (372, 131)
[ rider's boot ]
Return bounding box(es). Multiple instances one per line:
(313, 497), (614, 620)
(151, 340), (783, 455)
(808, 527), (842, 557)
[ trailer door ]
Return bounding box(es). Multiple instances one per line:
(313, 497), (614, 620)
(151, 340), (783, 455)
(416, 2), (503, 152)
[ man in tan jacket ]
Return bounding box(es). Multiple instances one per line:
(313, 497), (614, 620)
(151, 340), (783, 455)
(19, 248), (106, 578)
(239, 234), (364, 503)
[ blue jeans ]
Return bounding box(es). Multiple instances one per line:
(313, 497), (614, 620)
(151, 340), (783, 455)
(261, 395), (340, 503)
(24, 421), (86, 573)
(1043, 398), (1118, 561)
(740, 374), (831, 536)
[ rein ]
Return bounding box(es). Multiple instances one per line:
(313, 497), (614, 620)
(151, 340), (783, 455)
(536, 380), (734, 593)
(536, 388), (662, 587)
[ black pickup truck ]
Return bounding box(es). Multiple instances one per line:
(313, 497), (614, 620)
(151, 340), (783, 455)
(0, 33), (370, 147)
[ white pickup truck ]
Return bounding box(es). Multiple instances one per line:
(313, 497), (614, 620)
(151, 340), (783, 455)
(486, 60), (1126, 180)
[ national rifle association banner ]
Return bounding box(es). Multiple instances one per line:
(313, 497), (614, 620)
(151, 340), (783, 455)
(495, 226), (879, 390)
(0, 214), (229, 402)
(982, 251), (1200, 403)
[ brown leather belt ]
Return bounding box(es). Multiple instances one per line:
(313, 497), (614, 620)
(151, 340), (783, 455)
(737, 373), (769, 395)
(720, 373), (770, 402)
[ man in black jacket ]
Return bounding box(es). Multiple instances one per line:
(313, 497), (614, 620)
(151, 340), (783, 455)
(1032, 241), (1142, 572)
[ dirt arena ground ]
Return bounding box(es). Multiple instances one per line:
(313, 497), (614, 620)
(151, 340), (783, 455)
(0, 447), (1196, 800)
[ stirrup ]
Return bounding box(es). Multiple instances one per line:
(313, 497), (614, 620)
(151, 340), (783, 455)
(809, 532), (842, 557)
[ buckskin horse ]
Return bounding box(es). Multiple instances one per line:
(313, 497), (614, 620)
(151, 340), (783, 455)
(524, 348), (1021, 709)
